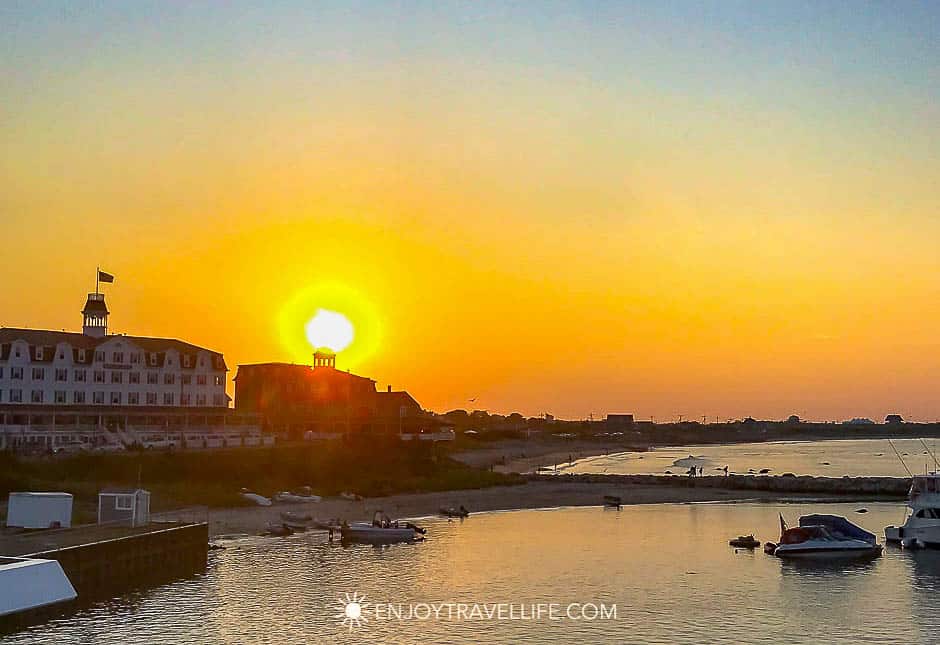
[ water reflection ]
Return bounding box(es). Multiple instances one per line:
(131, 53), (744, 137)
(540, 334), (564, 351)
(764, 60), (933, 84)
(6, 502), (940, 644)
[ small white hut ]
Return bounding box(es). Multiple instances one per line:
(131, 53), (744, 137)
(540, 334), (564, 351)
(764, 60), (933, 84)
(97, 488), (151, 527)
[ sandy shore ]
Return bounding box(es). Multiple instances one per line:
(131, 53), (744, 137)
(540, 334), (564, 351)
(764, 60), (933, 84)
(192, 480), (815, 538)
(452, 440), (634, 474)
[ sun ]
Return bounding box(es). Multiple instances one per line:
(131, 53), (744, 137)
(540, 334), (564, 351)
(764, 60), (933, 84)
(305, 309), (354, 352)
(277, 283), (382, 369)
(334, 591), (370, 631)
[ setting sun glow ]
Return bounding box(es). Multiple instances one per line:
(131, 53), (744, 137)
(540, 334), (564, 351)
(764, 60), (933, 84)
(305, 309), (354, 353)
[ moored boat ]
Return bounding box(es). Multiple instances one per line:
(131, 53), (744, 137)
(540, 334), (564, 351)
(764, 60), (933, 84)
(773, 514), (882, 560)
(339, 511), (426, 543)
(885, 472), (940, 548)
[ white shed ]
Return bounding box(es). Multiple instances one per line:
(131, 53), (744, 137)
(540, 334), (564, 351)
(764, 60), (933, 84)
(6, 492), (73, 529)
(97, 489), (151, 527)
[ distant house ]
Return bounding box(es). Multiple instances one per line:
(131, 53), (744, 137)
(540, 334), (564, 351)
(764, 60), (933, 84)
(786, 415), (801, 425)
(606, 414), (635, 429)
(845, 418), (875, 425)
(885, 414), (904, 425)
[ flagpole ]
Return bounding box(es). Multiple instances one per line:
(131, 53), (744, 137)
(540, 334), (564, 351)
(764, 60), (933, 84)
(96, 266), (99, 296)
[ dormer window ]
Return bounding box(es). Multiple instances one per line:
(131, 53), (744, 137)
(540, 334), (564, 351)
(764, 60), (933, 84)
(95, 351), (104, 362)
(78, 349), (86, 362)
(183, 356), (191, 368)
(149, 353), (157, 366)
(130, 352), (140, 364)
(34, 347), (43, 360)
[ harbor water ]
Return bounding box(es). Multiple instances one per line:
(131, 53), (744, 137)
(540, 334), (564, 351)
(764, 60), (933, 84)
(4, 501), (938, 644)
(560, 438), (940, 478)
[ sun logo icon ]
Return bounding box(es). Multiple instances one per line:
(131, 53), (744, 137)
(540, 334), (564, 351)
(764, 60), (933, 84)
(334, 591), (370, 631)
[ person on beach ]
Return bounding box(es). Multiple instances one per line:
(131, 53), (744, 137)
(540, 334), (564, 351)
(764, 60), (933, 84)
(723, 466), (729, 476)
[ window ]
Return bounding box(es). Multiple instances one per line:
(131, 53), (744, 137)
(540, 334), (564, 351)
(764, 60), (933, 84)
(111, 371), (123, 384)
(196, 375), (206, 385)
(55, 368), (68, 382)
(196, 394), (207, 406)
(94, 370), (105, 383)
(73, 391), (85, 404)
(74, 369), (86, 382)
(34, 346), (44, 360)
(129, 372), (140, 384)
(147, 392), (157, 405)
(11, 367), (23, 380)
(31, 367), (44, 380)
(31, 390), (43, 403)
(14, 348), (21, 358)
(54, 391), (66, 404)
(95, 351), (104, 362)
(213, 394), (225, 406)
(115, 495), (133, 511)
(0, 367), (4, 378)
(146, 372), (158, 385)
(10, 389), (22, 403)
(183, 355), (191, 367)
(112, 352), (123, 363)
(110, 392), (121, 405)
(149, 353), (157, 366)
(128, 392), (139, 405)
(214, 375), (224, 386)
(130, 352), (140, 364)
(163, 392), (174, 405)
(181, 393), (191, 406)
(164, 373), (175, 385)
(93, 391), (105, 404)
(78, 349), (86, 362)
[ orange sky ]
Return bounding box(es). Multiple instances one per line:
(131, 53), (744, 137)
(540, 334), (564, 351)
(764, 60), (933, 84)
(2, 3), (939, 420)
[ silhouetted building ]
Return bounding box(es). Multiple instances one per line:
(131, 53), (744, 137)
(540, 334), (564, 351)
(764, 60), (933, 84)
(234, 352), (441, 438)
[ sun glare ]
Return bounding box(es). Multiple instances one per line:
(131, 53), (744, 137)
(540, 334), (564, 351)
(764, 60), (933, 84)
(305, 309), (354, 352)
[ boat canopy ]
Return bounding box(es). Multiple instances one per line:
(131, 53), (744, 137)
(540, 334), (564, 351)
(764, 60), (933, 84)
(799, 514), (875, 544)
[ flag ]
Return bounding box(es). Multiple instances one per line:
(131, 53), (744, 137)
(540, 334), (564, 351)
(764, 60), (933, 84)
(98, 270), (115, 284)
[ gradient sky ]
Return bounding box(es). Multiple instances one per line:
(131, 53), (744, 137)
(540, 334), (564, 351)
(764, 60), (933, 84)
(2, 1), (939, 421)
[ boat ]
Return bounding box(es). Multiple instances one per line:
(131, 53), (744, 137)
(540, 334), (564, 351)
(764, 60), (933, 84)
(265, 522), (294, 537)
(885, 472), (940, 548)
(273, 491), (322, 504)
(603, 495), (622, 509)
(0, 557), (77, 621)
(439, 506), (469, 518)
(339, 511), (426, 543)
(772, 514), (882, 559)
(728, 535), (760, 548)
(239, 489), (272, 506)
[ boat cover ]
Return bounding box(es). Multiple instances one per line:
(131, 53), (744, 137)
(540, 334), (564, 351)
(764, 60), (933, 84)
(799, 514), (875, 544)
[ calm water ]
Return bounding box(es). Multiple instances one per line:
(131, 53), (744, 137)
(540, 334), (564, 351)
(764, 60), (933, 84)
(558, 438), (940, 477)
(5, 501), (939, 644)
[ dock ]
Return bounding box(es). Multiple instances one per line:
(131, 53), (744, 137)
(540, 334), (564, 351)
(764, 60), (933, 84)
(0, 518), (208, 633)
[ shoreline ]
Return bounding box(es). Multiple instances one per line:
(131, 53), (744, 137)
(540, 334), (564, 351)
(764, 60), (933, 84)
(192, 480), (893, 538)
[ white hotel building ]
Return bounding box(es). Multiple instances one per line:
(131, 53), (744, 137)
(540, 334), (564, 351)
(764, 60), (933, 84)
(0, 291), (264, 452)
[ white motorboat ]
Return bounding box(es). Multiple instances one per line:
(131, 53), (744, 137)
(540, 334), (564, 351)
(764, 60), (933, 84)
(885, 472), (940, 548)
(0, 557), (76, 618)
(339, 511), (426, 544)
(772, 514), (882, 560)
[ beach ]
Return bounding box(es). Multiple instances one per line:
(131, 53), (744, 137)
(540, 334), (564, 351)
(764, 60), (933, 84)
(195, 479), (820, 537)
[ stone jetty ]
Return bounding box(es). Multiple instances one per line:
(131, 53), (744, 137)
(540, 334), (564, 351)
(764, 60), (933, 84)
(528, 473), (911, 497)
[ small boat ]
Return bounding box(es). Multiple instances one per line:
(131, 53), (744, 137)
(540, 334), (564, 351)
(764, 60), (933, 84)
(773, 514), (882, 560)
(439, 506), (470, 518)
(603, 495), (622, 509)
(273, 491), (322, 504)
(729, 535), (761, 548)
(265, 522), (295, 537)
(240, 489), (272, 506)
(763, 542), (777, 555)
(0, 557), (77, 620)
(886, 472), (940, 547)
(339, 511), (426, 544)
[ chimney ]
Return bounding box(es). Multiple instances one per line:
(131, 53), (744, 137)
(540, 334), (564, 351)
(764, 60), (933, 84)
(387, 385), (392, 392)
